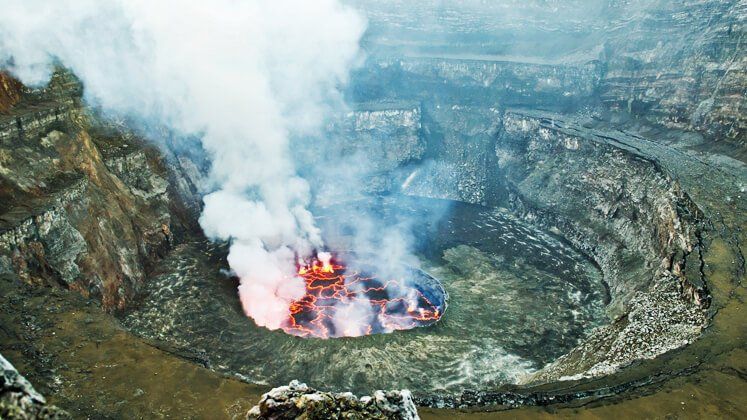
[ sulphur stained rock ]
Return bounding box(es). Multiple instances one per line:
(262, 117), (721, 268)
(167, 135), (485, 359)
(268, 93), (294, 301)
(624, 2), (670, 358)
(247, 380), (419, 420)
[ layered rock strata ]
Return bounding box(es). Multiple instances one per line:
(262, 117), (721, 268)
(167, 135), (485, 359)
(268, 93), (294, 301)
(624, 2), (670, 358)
(0, 71), (195, 311)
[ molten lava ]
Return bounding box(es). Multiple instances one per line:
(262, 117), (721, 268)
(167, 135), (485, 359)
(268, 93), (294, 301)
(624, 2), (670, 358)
(282, 253), (444, 338)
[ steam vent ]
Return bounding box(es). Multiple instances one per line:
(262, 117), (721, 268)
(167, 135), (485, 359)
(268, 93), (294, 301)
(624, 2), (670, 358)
(0, 1), (745, 419)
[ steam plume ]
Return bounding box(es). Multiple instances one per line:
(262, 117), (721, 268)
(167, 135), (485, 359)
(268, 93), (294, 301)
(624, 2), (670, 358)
(0, 0), (365, 330)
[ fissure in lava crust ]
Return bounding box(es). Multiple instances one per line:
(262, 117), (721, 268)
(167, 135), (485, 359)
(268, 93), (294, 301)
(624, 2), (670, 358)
(283, 253), (446, 338)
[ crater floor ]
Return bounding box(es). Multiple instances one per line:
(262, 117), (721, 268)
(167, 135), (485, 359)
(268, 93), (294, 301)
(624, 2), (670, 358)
(121, 197), (607, 394)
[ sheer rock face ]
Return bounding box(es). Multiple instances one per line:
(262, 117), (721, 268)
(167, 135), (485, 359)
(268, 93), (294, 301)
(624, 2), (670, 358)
(328, 103), (504, 204)
(599, 0), (746, 146)
(353, 0), (746, 150)
(354, 57), (602, 112)
(0, 354), (69, 419)
(400, 105), (504, 205)
(315, 104), (426, 198)
(0, 71), (196, 311)
(247, 380), (419, 420)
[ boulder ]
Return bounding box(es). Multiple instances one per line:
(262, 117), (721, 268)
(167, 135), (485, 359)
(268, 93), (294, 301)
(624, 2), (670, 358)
(247, 380), (419, 420)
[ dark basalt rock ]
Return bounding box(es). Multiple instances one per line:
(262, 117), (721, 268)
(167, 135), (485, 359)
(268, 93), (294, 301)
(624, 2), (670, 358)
(247, 380), (419, 420)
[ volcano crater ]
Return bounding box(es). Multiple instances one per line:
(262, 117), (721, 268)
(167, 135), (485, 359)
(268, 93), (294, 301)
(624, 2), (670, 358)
(120, 104), (709, 404)
(122, 197), (610, 395)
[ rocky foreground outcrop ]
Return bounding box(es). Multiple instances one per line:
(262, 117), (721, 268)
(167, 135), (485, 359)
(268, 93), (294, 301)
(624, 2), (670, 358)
(0, 354), (68, 419)
(247, 381), (419, 420)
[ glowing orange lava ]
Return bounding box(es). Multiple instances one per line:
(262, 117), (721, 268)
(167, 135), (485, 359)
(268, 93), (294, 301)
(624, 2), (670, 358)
(282, 253), (444, 338)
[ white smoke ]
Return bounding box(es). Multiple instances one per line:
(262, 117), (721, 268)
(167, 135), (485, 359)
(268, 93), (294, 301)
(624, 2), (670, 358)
(0, 0), (365, 330)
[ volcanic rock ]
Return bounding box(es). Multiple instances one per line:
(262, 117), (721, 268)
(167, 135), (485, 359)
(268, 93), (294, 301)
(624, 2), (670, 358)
(0, 72), (23, 114)
(0, 354), (69, 419)
(0, 69), (200, 311)
(247, 380), (419, 420)
(0, 0), (745, 415)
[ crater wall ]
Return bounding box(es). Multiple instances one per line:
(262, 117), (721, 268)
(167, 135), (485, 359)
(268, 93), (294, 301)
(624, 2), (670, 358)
(339, 100), (708, 382)
(0, 71), (196, 311)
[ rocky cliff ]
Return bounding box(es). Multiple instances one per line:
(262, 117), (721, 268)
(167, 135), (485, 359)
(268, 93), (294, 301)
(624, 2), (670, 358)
(353, 0), (746, 152)
(600, 0), (746, 147)
(0, 70), (195, 311)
